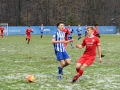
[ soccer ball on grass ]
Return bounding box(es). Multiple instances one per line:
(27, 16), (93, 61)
(27, 75), (35, 82)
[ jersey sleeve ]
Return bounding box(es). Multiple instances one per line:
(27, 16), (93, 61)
(96, 37), (100, 46)
(52, 32), (57, 39)
(76, 29), (78, 32)
(81, 38), (86, 47)
(67, 29), (71, 35)
(94, 28), (99, 36)
(71, 29), (74, 33)
(2, 27), (4, 30)
(30, 29), (33, 32)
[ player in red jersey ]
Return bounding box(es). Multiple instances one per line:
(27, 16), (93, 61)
(72, 26), (102, 83)
(93, 24), (100, 38)
(25, 26), (33, 44)
(62, 26), (71, 50)
(0, 26), (4, 38)
(94, 24), (105, 57)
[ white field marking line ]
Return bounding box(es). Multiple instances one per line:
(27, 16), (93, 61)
(13, 60), (41, 62)
(1, 49), (15, 52)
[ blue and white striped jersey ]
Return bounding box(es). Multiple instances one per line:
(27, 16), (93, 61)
(68, 28), (74, 37)
(40, 26), (44, 32)
(76, 27), (82, 34)
(52, 30), (66, 52)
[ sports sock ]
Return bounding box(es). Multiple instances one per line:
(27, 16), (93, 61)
(28, 39), (30, 44)
(58, 66), (63, 74)
(74, 69), (84, 81)
(40, 35), (42, 38)
(76, 68), (80, 73)
(78, 69), (83, 76)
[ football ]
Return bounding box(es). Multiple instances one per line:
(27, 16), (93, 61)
(27, 75), (35, 82)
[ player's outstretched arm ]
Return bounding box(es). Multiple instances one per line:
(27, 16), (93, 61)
(52, 38), (65, 44)
(97, 46), (102, 63)
(67, 39), (74, 43)
(76, 44), (83, 49)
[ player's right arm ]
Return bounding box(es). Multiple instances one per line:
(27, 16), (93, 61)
(97, 45), (102, 63)
(52, 38), (74, 44)
(76, 38), (86, 49)
(52, 38), (65, 44)
(51, 33), (65, 44)
(76, 44), (84, 49)
(67, 29), (71, 35)
(96, 38), (102, 63)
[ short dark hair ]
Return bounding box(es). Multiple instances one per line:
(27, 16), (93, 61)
(56, 21), (64, 27)
(94, 24), (98, 26)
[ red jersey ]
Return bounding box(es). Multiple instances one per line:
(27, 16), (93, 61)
(81, 36), (100, 56)
(26, 27), (33, 35)
(26, 27), (33, 39)
(0, 27), (4, 32)
(93, 27), (99, 36)
(62, 28), (71, 40)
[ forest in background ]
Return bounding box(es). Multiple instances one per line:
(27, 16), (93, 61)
(0, 0), (120, 26)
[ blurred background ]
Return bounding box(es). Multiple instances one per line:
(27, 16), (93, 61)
(0, 0), (120, 26)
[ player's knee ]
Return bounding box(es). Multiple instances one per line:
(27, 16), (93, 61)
(61, 62), (66, 66)
(66, 61), (70, 65)
(80, 64), (88, 70)
(76, 63), (81, 69)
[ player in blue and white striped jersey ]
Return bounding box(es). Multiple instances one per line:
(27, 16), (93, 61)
(76, 24), (82, 40)
(39, 24), (44, 38)
(52, 21), (74, 79)
(84, 25), (87, 37)
(68, 25), (74, 48)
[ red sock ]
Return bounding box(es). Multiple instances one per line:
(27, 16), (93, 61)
(28, 39), (30, 44)
(78, 69), (83, 76)
(74, 69), (84, 81)
(76, 68), (80, 73)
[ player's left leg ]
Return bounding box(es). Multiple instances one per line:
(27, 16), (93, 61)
(27, 39), (30, 44)
(78, 34), (81, 40)
(59, 59), (70, 75)
(58, 60), (65, 79)
(70, 37), (74, 48)
(64, 58), (70, 67)
(72, 56), (95, 83)
(63, 51), (70, 67)
(72, 63), (87, 83)
(72, 56), (86, 83)
(27, 35), (31, 44)
(0, 30), (1, 37)
(56, 51), (65, 79)
(58, 51), (70, 75)
(26, 34), (28, 41)
(40, 32), (43, 38)
(40, 34), (42, 38)
(1, 31), (4, 38)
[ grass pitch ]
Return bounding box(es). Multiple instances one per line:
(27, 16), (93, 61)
(0, 34), (120, 90)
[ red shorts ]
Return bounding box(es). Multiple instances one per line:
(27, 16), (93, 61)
(77, 55), (96, 66)
(26, 35), (31, 39)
